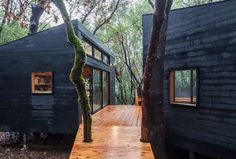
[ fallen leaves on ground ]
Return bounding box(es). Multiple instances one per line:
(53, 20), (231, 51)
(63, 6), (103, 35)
(0, 132), (74, 159)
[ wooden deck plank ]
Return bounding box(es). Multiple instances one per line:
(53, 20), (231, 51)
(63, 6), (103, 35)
(70, 105), (154, 159)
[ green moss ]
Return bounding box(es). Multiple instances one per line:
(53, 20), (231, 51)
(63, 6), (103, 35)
(69, 32), (92, 142)
(54, 0), (92, 142)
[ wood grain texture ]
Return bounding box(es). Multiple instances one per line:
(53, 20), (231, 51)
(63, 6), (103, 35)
(70, 105), (154, 159)
(142, 0), (236, 158)
(0, 20), (116, 134)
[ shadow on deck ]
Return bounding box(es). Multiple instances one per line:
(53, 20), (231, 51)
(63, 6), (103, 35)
(69, 105), (154, 159)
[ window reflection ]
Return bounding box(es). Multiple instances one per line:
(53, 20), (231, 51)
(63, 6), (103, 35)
(93, 69), (102, 112)
(174, 70), (191, 103)
(103, 55), (109, 65)
(94, 48), (102, 60)
(103, 72), (109, 106)
(82, 40), (92, 56)
(169, 69), (197, 106)
(82, 67), (110, 113)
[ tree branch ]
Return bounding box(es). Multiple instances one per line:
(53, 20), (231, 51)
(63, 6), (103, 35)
(0, 0), (10, 33)
(93, 0), (120, 35)
(148, 0), (154, 9)
(119, 35), (141, 86)
(81, 2), (98, 24)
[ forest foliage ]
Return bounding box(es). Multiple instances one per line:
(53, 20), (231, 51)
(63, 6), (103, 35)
(0, 0), (221, 104)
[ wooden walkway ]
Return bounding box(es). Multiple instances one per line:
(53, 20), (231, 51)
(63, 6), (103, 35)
(70, 105), (154, 159)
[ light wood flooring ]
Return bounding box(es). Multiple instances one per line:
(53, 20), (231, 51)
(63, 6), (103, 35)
(69, 105), (154, 159)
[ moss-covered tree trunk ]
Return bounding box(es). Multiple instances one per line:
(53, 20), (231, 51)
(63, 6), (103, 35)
(54, 0), (92, 142)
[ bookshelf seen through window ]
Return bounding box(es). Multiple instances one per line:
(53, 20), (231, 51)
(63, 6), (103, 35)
(32, 72), (53, 94)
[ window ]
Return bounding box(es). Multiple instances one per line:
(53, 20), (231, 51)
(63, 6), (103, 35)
(32, 72), (53, 94)
(169, 69), (198, 106)
(82, 40), (92, 56)
(103, 71), (109, 106)
(94, 48), (102, 60)
(83, 66), (93, 106)
(103, 54), (109, 65)
(93, 69), (102, 113)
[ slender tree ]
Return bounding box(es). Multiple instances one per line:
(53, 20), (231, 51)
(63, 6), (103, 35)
(141, 0), (172, 158)
(53, 0), (92, 142)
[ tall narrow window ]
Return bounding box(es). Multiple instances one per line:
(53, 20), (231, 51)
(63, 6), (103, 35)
(82, 40), (92, 56)
(103, 71), (109, 106)
(94, 48), (102, 61)
(32, 72), (53, 94)
(103, 55), (109, 65)
(83, 66), (93, 107)
(93, 69), (102, 113)
(169, 69), (198, 106)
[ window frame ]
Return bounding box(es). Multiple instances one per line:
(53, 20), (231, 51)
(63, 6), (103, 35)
(31, 71), (54, 95)
(169, 68), (199, 107)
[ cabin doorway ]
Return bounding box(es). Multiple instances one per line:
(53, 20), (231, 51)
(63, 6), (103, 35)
(83, 66), (109, 114)
(93, 69), (102, 113)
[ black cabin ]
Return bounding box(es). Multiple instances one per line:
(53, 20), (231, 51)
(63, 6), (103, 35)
(143, 0), (236, 158)
(0, 20), (115, 134)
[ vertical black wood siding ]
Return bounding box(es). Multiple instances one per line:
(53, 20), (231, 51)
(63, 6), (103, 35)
(142, 0), (236, 158)
(0, 23), (79, 134)
(0, 21), (115, 134)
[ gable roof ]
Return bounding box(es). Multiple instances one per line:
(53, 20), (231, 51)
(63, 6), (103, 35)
(0, 20), (115, 61)
(142, 0), (233, 17)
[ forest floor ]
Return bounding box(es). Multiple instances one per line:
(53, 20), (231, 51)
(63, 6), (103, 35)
(0, 132), (74, 159)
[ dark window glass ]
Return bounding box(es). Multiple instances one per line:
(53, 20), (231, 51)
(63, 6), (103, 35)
(103, 72), (109, 106)
(32, 72), (53, 94)
(93, 69), (102, 112)
(169, 69), (197, 106)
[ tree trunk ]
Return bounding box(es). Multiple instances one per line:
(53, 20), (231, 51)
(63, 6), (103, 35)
(54, 0), (92, 142)
(29, 0), (51, 35)
(141, 0), (172, 158)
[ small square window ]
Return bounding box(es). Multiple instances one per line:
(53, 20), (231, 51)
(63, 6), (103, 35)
(32, 72), (53, 94)
(169, 69), (198, 106)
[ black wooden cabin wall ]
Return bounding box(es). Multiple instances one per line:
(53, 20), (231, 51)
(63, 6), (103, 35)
(0, 20), (115, 134)
(0, 24), (79, 134)
(142, 0), (236, 158)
